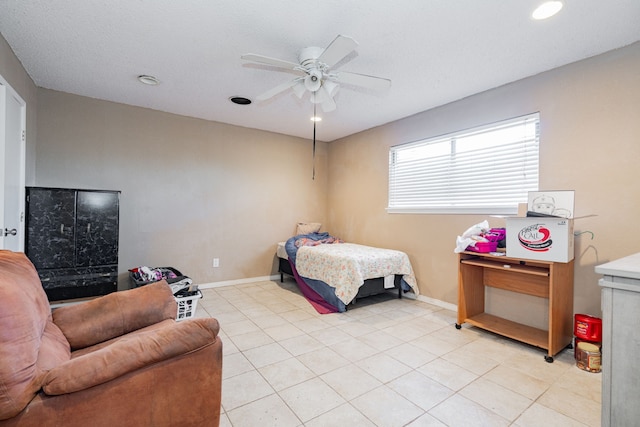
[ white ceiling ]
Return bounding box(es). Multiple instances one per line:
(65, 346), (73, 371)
(1, 1), (639, 142)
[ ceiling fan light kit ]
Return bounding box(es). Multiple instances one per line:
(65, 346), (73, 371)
(242, 35), (391, 113)
(304, 69), (323, 92)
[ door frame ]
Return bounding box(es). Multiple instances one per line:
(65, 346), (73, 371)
(0, 73), (27, 251)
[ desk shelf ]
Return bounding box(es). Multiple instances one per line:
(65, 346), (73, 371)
(460, 258), (549, 276)
(456, 251), (574, 362)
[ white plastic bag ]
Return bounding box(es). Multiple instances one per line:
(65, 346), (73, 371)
(454, 220), (489, 253)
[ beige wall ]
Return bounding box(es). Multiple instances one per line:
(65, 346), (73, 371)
(0, 34), (38, 184)
(327, 42), (640, 323)
(35, 90), (328, 289)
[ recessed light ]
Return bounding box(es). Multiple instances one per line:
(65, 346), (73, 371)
(310, 116), (322, 122)
(229, 96), (252, 105)
(137, 75), (159, 85)
(532, 1), (563, 20)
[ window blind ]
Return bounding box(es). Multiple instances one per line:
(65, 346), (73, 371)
(388, 113), (539, 214)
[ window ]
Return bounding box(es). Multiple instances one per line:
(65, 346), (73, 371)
(388, 113), (539, 214)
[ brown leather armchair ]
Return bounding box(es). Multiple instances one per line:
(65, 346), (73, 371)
(0, 250), (222, 427)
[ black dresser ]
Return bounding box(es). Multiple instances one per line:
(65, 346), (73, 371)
(25, 187), (120, 301)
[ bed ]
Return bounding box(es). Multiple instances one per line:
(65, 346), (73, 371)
(277, 232), (418, 313)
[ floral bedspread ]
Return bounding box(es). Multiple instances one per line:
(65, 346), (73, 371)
(294, 243), (418, 305)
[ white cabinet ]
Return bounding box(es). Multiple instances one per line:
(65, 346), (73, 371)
(596, 253), (640, 427)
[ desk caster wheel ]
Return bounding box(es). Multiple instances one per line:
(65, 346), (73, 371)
(455, 323), (462, 330)
(544, 355), (554, 363)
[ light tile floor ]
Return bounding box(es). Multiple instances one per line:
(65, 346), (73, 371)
(195, 279), (601, 427)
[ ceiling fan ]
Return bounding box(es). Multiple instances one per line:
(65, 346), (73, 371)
(241, 35), (391, 112)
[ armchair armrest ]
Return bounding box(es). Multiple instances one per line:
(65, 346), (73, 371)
(42, 317), (220, 395)
(52, 281), (177, 350)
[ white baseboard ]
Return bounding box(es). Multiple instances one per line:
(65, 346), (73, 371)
(392, 291), (456, 311)
(415, 294), (457, 312)
(198, 275), (281, 289)
(198, 275), (458, 312)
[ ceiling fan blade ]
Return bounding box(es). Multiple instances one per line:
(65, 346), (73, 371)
(256, 77), (303, 101)
(336, 71), (391, 90)
(292, 80), (306, 98)
(318, 35), (358, 67)
(241, 53), (300, 70)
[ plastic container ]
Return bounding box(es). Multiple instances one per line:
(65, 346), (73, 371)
(466, 241), (498, 253)
(175, 289), (203, 321)
(466, 230), (504, 253)
(574, 337), (601, 358)
(488, 228), (506, 241)
(576, 341), (601, 373)
(574, 314), (602, 342)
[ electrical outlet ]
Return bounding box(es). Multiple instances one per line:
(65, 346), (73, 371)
(213, 258), (219, 268)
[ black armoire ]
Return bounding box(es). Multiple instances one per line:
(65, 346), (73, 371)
(25, 187), (120, 301)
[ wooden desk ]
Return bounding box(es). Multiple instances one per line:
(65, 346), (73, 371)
(456, 251), (574, 362)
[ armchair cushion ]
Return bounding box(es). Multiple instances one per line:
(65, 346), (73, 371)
(43, 318), (220, 395)
(52, 280), (177, 350)
(0, 251), (67, 420)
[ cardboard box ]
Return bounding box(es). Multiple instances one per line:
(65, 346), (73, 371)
(506, 190), (575, 262)
(506, 217), (574, 262)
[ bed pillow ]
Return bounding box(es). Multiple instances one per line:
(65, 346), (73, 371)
(296, 222), (322, 235)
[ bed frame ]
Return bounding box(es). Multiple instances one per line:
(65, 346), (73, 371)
(278, 257), (402, 307)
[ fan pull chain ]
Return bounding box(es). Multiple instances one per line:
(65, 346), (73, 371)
(312, 102), (316, 180)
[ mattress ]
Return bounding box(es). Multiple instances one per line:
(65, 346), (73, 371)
(276, 241), (289, 260)
(294, 242), (418, 305)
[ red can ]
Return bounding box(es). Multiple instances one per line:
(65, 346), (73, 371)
(574, 314), (602, 342)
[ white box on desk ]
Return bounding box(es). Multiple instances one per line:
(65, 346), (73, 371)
(506, 217), (574, 262)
